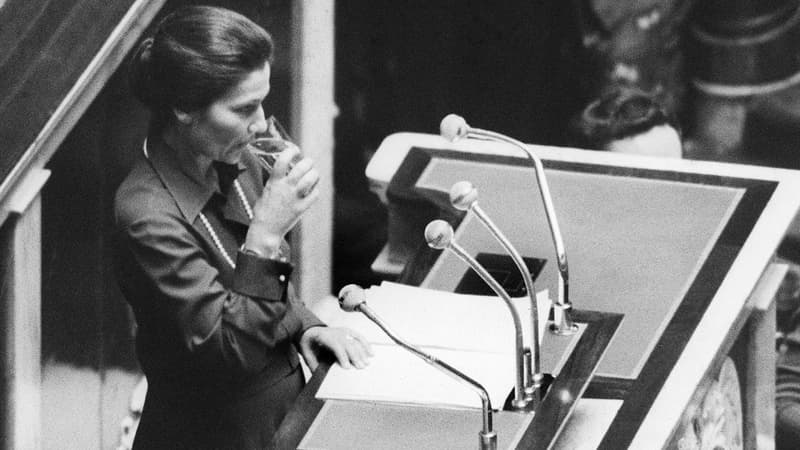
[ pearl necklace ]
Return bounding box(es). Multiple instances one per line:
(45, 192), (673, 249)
(198, 181), (253, 269)
(144, 139), (252, 269)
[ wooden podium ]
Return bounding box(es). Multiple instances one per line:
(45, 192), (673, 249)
(277, 132), (800, 449)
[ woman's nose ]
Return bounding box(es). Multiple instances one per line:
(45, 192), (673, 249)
(248, 106), (268, 135)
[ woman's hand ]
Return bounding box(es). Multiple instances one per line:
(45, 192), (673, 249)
(299, 326), (373, 371)
(244, 146), (320, 255)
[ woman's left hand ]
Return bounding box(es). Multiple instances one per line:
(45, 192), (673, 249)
(299, 326), (373, 371)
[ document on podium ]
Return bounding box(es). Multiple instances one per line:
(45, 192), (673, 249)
(315, 282), (551, 409)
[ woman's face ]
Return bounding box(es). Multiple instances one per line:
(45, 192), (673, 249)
(185, 61), (272, 164)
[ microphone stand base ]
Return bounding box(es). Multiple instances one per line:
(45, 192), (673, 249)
(479, 431), (498, 450)
(506, 373), (555, 413)
(524, 373), (554, 407)
(549, 322), (579, 336)
(549, 306), (579, 336)
(508, 398), (536, 413)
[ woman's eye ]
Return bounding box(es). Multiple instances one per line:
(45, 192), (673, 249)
(237, 105), (258, 115)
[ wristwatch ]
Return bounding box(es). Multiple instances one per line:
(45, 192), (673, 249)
(241, 244), (287, 262)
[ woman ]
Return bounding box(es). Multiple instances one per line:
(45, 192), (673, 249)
(114, 6), (370, 449)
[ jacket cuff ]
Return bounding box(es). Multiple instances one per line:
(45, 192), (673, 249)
(232, 250), (293, 301)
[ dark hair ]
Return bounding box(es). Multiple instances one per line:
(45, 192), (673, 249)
(569, 86), (679, 150)
(129, 6), (274, 130)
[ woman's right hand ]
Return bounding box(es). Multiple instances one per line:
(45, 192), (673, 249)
(244, 146), (320, 256)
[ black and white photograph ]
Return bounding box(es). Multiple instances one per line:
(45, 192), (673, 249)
(2, 1), (800, 448)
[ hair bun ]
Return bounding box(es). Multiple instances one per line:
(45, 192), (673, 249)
(129, 37), (157, 107)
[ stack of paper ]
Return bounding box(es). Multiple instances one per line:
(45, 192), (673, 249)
(315, 282), (551, 410)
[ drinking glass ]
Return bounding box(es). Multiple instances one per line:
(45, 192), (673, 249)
(249, 116), (300, 174)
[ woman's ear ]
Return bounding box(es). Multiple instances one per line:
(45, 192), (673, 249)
(172, 108), (194, 125)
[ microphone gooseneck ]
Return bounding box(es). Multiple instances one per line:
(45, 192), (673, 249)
(448, 182), (544, 396)
(424, 221), (533, 411)
(337, 284), (498, 450)
(439, 114), (577, 335)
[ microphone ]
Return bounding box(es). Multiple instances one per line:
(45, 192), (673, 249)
(440, 114), (470, 142)
(449, 181), (544, 396)
(440, 114), (577, 335)
(424, 220), (533, 411)
(338, 284), (498, 450)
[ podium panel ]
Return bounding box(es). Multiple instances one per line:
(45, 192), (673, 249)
(413, 159), (742, 379)
(365, 133), (800, 447)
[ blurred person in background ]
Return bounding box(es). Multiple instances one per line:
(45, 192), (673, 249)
(568, 84), (683, 158)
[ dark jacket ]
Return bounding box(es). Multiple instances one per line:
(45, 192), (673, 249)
(114, 135), (323, 449)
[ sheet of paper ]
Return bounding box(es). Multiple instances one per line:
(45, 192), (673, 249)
(315, 282), (553, 409)
(317, 343), (516, 409)
(323, 282), (551, 353)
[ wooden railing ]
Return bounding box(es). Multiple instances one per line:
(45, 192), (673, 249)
(0, 0), (165, 224)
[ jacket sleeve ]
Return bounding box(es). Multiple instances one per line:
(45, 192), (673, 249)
(121, 212), (315, 375)
(284, 283), (326, 343)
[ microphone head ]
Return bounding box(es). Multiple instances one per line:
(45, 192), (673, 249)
(449, 181), (478, 211)
(440, 114), (469, 142)
(338, 284), (366, 312)
(424, 220), (454, 249)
